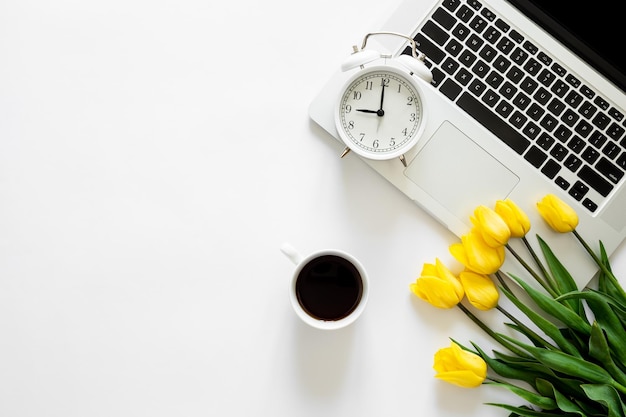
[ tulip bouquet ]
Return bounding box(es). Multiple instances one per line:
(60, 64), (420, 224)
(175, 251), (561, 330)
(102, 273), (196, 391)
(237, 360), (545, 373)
(410, 194), (626, 416)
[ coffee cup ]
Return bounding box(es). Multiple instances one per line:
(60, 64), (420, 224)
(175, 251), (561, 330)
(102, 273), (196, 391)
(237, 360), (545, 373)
(280, 243), (369, 330)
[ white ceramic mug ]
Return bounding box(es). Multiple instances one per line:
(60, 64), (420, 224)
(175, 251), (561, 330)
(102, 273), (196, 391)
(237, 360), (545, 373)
(280, 243), (369, 330)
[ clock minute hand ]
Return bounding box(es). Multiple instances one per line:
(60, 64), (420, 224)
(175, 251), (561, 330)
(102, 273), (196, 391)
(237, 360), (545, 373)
(378, 83), (385, 113)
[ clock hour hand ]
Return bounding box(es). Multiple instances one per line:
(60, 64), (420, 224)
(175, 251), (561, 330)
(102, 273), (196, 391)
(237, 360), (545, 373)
(356, 108), (385, 117)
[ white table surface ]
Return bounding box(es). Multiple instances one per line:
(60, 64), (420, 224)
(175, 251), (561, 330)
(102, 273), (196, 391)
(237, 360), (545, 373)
(2, 1), (625, 416)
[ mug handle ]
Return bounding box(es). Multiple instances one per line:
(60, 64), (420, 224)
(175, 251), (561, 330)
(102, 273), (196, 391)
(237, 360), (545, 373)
(280, 242), (303, 265)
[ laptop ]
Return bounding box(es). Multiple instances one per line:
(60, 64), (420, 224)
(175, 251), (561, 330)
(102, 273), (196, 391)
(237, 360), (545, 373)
(309, 0), (626, 288)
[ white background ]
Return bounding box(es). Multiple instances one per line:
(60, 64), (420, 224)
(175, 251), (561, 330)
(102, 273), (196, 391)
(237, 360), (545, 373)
(2, 0), (625, 416)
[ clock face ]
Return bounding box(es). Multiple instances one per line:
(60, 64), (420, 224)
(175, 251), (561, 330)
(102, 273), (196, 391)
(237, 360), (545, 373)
(337, 67), (424, 159)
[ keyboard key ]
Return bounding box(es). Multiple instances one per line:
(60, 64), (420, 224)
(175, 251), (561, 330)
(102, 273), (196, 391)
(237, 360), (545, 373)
(483, 26), (501, 43)
(493, 55), (511, 73)
(442, 0), (461, 12)
(592, 112), (611, 130)
(481, 89), (500, 107)
(441, 57), (460, 74)
(537, 51), (552, 66)
(479, 44), (497, 62)
(531, 87), (550, 104)
(457, 92), (530, 154)
(469, 16), (488, 33)
(542, 159), (561, 178)
(423, 20), (450, 45)
(467, 0), (482, 11)
(445, 38), (463, 56)
(578, 101), (597, 119)
(561, 109), (579, 127)
(485, 71), (504, 88)
(452, 23), (471, 40)
(603, 142), (620, 159)
(596, 157), (624, 183)
(480, 8), (496, 21)
(523, 58), (541, 76)
(608, 107), (624, 122)
(440, 78), (463, 100)
(565, 74), (581, 88)
(540, 114), (558, 132)
(472, 60), (490, 77)
(523, 40), (538, 54)
(509, 29), (524, 43)
(456, 6), (474, 23)
(537, 133), (555, 150)
(432, 7), (457, 30)
(594, 96), (610, 111)
(550, 144), (568, 161)
(578, 165), (613, 196)
(537, 68), (556, 87)
(524, 145), (547, 167)
(466, 34), (484, 51)
(459, 49), (477, 67)
(589, 131), (607, 149)
(494, 18), (510, 32)
(582, 146), (600, 164)
(495, 37), (515, 54)
(555, 176), (570, 190)
(582, 198), (598, 212)
(455, 67), (473, 85)
(607, 122), (625, 141)
(413, 34), (445, 64)
(551, 80), (569, 97)
(567, 136), (585, 153)
(569, 181), (588, 201)
(468, 79), (486, 96)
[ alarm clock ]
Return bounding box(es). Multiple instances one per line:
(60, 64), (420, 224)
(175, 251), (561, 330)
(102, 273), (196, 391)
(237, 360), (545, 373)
(335, 32), (432, 166)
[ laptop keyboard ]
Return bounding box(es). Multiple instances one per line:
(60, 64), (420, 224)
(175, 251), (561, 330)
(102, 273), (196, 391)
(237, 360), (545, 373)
(402, 0), (626, 213)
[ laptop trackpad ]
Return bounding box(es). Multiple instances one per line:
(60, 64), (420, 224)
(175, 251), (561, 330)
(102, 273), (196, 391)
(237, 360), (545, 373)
(404, 121), (519, 220)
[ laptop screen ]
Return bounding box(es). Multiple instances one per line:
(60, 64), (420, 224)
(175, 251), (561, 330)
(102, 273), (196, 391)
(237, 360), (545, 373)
(507, 0), (626, 94)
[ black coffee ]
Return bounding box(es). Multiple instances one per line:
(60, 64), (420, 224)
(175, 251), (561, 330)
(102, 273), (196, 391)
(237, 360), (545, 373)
(295, 255), (363, 321)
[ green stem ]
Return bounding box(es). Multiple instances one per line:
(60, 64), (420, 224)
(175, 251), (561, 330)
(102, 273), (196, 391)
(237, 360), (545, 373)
(521, 236), (557, 290)
(573, 230), (619, 280)
(505, 243), (558, 297)
(456, 303), (529, 358)
(496, 305), (557, 350)
(494, 271), (512, 294)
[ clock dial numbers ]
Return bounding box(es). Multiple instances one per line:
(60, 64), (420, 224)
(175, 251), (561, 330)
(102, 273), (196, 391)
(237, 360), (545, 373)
(339, 71), (422, 156)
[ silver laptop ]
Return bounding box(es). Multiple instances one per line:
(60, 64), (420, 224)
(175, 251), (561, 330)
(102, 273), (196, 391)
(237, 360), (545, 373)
(309, 0), (626, 288)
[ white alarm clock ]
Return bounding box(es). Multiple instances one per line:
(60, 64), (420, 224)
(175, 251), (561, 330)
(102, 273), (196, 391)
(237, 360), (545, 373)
(335, 32), (432, 166)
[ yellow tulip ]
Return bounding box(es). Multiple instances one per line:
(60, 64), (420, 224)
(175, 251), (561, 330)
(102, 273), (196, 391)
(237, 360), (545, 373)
(537, 194), (579, 233)
(495, 199), (531, 238)
(410, 258), (464, 309)
(433, 341), (487, 388)
(470, 205), (511, 247)
(449, 230), (505, 275)
(459, 271), (499, 310)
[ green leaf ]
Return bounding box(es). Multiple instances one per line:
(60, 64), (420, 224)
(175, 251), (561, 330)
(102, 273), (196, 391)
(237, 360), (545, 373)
(559, 290), (626, 366)
(471, 343), (540, 385)
(501, 284), (583, 357)
(510, 274), (591, 335)
(502, 335), (614, 384)
(535, 378), (586, 415)
(537, 235), (585, 317)
(582, 384), (626, 417)
(486, 380), (557, 410)
(588, 321), (626, 386)
(487, 403), (572, 416)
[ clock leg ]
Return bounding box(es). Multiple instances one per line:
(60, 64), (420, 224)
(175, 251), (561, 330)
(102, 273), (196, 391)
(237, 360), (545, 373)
(340, 147), (351, 158)
(399, 154), (407, 167)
